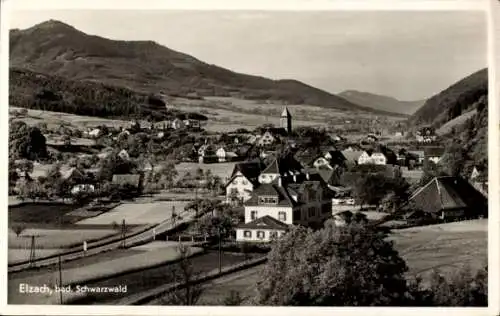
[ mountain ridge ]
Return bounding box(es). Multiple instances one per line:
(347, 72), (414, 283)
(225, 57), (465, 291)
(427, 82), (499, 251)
(338, 90), (424, 115)
(9, 20), (406, 117)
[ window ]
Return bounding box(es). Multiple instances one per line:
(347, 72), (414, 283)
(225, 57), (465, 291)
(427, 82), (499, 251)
(278, 211), (286, 222)
(258, 196), (278, 205)
(322, 203), (330, 214)
(269, 231), (278, 239)
(251, 210), (258, 220)
(257, 231), (265, 239)
(244, 230), (252, 238)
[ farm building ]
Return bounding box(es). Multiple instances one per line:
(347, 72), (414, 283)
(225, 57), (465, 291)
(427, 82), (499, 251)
(312, 150), (346, 170)
(341, 150), (364, 166)
(409, 176), (487, 220)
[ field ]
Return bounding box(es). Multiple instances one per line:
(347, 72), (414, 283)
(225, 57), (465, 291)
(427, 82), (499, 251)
(76, 201), (189, 225)
(9, 202), (81, 225)
(196, 265), (262, 305)
(8, 248), (62, 265)
(390, 219), (488, 280)
(8, 244), (205, 304)
(8, 228), (118, 250)
(175, 162), (236, 183)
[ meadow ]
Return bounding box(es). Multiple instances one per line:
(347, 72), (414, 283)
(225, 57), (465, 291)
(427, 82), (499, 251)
(76, 201), (190, 226)
(175, 162), (236, 183)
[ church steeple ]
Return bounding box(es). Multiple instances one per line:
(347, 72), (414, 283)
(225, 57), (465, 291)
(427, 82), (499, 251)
(280, 106), (292, 134)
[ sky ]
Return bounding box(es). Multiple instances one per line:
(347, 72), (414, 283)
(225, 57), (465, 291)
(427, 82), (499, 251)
(9, 10), (487, 101)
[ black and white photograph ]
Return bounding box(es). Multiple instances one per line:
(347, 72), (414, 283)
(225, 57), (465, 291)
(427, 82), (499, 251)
(2, 0), (493, 313)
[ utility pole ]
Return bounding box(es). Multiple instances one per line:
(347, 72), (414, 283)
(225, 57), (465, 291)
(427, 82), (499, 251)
(121, 219), (126, 248)
(218, 225), (222, 274)
(29, 235), (36, 267)
(58, 255), (63, 305)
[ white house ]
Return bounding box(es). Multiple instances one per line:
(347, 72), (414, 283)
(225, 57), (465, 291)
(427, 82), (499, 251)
(236, 160), (332, 243)
(358, 151), (387, 165)
(172, 118), (185, 130)
(216, 147), (238, 163)
(257, 131), (276, 147)
(225, 161), (267, 203)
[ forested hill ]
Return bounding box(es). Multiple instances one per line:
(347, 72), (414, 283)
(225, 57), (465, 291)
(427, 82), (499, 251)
(10, 19), (402, 116)
(9, 67), (207, 122)
(409, 68), (487, 129)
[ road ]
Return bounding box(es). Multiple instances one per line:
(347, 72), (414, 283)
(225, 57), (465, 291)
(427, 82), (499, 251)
(8, 209), (195, 273)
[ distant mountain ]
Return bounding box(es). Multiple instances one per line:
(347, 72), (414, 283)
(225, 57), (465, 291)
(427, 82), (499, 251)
(9, 19), (404, 117)
(338, 90), (424, 116)
(409, 68), (487, 128)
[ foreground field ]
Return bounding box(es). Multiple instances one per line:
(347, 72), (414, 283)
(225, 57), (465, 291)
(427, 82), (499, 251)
(390, 219), (487, 279)
(8, 243), (204, 304)
(9, 202), (81, 225)
(76, 201), (189, 225)
(8, 228), (118, 250)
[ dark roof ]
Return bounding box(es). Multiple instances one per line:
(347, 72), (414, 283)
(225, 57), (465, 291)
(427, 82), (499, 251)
(325, 150), (347, 165)
(246, 183), (298, 207)
(261, 154), (303, 176)
(231, 161), (266, 180)
(237, 215), (289, 230)
(409, 176), (487, 214)
(424, 147), (446, 157)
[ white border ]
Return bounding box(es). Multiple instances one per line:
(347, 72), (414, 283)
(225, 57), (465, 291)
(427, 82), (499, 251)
(1, 0), (496, 315)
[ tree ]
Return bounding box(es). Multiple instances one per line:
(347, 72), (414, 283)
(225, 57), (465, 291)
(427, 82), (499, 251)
(12, 224), (27, 237)
(62, 134), (72, 147)
(253, 221), (410, 306)
(353, 174), (391, 208)
(157, 161), (178, 189)
(223, 290), (243, 306)
(160, 244), (205, 305)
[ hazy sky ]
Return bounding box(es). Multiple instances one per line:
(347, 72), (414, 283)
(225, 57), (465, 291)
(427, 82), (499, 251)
(9, 10), (487, 100)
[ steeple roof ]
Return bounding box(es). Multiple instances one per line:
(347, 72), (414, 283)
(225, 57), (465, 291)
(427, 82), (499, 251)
(281, 106), (291, 117)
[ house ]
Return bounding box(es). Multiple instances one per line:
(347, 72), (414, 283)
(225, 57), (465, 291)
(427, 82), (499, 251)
(172, 118), (185, 130)
(118, 149), (130, 161)
(198, 145), (217, 163)
(236, 215), (289, 242)
(358, 151), (387, 165)
(257, 131), (277, 147)
(216, 147), (238, 163)
(341, 150), (364, 166)
(236, 171), (333, 242)
(416, 127), (437, 143)
(225, 160), (267, 203)
(312, 150), (346, 170)
(112, 174), (143, 192)
(86, 128), (101, 138)
(408, 150), (425, 165)
(409, 176), (487, 220)
(257, 154), (303, 184)
(424, 147), (445, 164)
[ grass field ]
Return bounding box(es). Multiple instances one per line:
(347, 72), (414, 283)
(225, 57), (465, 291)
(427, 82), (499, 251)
(175, 162), (236, 182)
(389, 219), (487, 279)
(8, 244), (204, 304)
(76, 201), (189, 225)
(8, 248), (62, 265)
(8, 228), (118, 250)
(9, 203), (81, 225)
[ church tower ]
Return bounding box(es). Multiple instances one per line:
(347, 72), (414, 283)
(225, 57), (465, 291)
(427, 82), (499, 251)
(280, 106), (292, 134)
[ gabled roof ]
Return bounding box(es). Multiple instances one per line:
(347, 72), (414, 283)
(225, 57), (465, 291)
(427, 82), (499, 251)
(237, 215), (289, 230)
(261, 154), (303, 176)
(409, 176), (486, 214)
(227, 161), (267, 186)
(342, 150), (364, 162)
